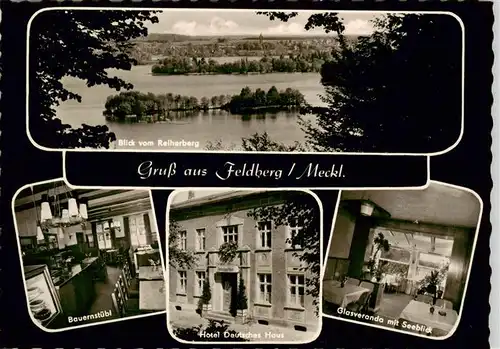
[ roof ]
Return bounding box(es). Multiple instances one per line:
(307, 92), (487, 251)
(170, 190), (269, 210)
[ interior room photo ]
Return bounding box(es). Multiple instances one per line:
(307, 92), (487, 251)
(13, 180), (166, 330)
(322, 182), (481, 338)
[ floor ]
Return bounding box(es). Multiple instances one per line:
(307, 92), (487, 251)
(378, 292), (414, 319)
(85, 266), (123, 323)
(168, 304), (320, 342)
(323, 291), (413, 329)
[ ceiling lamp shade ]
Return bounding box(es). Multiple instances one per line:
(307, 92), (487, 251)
(68, 198), (79, 217)
(40, 194), (53, 221)
(360, 200), (375, 217)
(61, 209), (70, 224)
(79, 199), (88, 220)
(58, 227), (65, 239)
(36, 225), (45, 241)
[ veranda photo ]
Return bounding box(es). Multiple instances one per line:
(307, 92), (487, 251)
(322, 183), (481, 339)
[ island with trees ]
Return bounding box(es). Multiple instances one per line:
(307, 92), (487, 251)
(103, 86), (306, 122)
(151, 53), (332, 75)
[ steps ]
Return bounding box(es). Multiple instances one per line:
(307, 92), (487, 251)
(204, 310), (235, 323)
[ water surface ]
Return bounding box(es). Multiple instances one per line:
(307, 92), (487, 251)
(56, 64), (325, 150)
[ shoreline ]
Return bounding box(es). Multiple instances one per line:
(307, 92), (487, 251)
(150, 71), (316, 77)
(104, 106), (303, 123)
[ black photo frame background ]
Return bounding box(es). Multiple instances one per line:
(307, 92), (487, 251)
(0, 1), (493, 348)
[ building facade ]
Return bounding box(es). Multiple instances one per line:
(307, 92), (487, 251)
(168, 191), (319, 331)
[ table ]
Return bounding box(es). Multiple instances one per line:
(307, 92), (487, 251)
(82, 257), (98, 265)
(323, 280), (370, 308)
(138, 266), (164, 281)
(399, 300), (458, 334)
(139, 280), (166, 311)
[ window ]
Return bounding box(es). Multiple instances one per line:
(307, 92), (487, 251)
(222, 225), (239, 244)
(129, 215), (148, 246)
(258, 221), (272, 248)
(368, 230), (453, 291)
(258, 274), (272, 303)
(288, 274), (305, 307)
(287, 218), (303, 248)
(195, 271), (206, 296)
(178, 271), (187, 294)
(87, 234), (94, 248)
(196, 229), (206, 251)
(415, 253), (450, 289)
(179, 231), (187, 250)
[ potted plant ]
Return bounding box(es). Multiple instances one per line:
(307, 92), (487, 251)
(218, 241), (238, 264)
(235, 275), (248, 323)
(197, 278), (212, 316)
(419, 270), (442, 304)
(367, 233), (391, 281)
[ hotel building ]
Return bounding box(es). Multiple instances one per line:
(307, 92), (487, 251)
(168, 190), (319, 331)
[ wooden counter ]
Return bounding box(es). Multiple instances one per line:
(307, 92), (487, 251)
(57, 257), (99, 317)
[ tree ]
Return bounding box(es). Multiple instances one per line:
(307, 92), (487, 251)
(29, 10), (160, 148)
(200, 97), (210, 110)
(259, 12), (462, 153)
(197, 278), (212, 312)
(247, 191), (321, 314)
(168, 220), (195, 269)
(236, 275), (248, 311)
(241, 132), (309, 152)
(210, 95), (219, 108)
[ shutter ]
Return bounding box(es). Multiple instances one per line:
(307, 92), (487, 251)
(143, 213), (152, 245)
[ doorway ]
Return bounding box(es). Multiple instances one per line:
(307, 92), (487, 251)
(220, 273), (237, 313)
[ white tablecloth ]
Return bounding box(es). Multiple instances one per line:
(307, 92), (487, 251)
(139, 280), (166, 311)
(323, 280), (370, 308)
(138, 266), (164, 281)
(399, 300), (458, 333)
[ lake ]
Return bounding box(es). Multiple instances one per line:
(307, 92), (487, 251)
(55, 64), (326, 150)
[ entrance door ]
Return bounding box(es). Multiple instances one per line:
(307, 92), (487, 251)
(221, 274), (237, 312)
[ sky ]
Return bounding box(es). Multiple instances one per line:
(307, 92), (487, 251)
(146, 10), (380, 37)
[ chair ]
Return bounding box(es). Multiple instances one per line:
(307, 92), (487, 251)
(346, 277), (360, 286)
(111, 284), (127, 317)
(112, 275), (141, 317)
(360, 281), (375, 292)
(93, 255), (108, 282)
(121, 262), (139, 299)
(435, 299), (453, 309)
(123, 261), (132, 284)
(416, 294), (434, 304)
(346, 291), (371, 313)
(431, 328), (449, 338)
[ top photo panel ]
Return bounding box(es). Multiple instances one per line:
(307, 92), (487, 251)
(27, 9), (464, 155)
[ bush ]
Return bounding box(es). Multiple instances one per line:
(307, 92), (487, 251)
(236, 275), (248, 311)
(197, 278), (211, 312)
(172, 320), (248, 342)
(218, 241), (238, 264)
